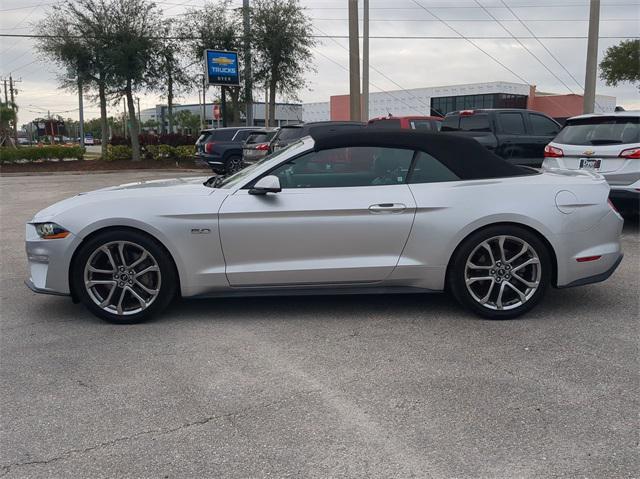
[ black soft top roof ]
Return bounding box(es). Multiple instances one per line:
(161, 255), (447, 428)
(309, 128), (530, 180)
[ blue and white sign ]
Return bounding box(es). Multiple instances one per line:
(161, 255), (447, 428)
(204, 50), (240, 87)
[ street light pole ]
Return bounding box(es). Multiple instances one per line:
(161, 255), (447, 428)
(78, 76), (85, 147)
(362, 0), (369, 121)
(583, 0), (600, 114)
(243, 0), (253, 126)
(348, 0), (361, 121)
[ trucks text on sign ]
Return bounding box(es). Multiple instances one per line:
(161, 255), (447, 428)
(204, 50), (240, 87)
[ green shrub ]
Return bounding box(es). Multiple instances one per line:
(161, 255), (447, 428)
(156, 144), (177, 160)
(175, 145), (195, 161)
(0, 145), (85, 163)
(106, 145), (132, 162)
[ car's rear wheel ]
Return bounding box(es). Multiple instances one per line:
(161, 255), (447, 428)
(72, 229), (177, 324)
(448, 225), (551, 319)
(225, 155), (243, 174)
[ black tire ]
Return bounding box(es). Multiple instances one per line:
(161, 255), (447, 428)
(447, 225), (552, 320)
(225, 154), (243, 174)
(71, 228), (177, 324)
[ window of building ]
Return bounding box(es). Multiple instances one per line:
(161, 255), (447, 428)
(498, 112), (526, 134)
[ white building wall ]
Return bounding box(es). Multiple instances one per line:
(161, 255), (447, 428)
(302, 81), (531, 121)
(302, 102), (331, 122)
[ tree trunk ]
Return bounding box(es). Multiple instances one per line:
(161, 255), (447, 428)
(229, 87), (240, 125)
(126, 81), (141, 161)
(167, 67), (174, 134)
(268, 78), (277, 128)
(98, 78), (108, 159)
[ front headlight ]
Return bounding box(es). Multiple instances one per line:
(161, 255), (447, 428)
(34, 222), (70, 239)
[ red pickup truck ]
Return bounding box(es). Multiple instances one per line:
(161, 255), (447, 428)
(367, 115), (443, 131)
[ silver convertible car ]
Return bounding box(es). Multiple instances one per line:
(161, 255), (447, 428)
(26, 130), (624, 323)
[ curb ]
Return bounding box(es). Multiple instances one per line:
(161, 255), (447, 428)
(0, 169), (210, 177)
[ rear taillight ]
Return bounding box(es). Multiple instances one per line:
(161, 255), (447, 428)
(619, 147), (640, 159)
(544, 144), (564, 158)
(459, 110), (475, 116)
(205, 142), (215, 154)
(256, 143), (269, 151)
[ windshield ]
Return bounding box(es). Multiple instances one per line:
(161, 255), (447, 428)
(208, 140), (305, 189)
(555, 117), (639, 145)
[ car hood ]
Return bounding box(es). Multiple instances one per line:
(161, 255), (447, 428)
(32, 176), (214, 221)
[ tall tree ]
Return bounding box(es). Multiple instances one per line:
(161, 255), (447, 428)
(180, 0), (243, 125)
(149, 20), (192, 134)
(251, 0), (315, 126)
(104, 0), (162, 160)
(0, 102), (17, 147)
(600, 39), (640, 90)
(36, 0), (114, 159)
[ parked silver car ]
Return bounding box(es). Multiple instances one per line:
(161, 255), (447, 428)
(543, 111), (639, 211)
(25, 130), (623, 324)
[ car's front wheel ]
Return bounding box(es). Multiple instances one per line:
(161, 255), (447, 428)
(448, 225), (551, 319)
(72, 229), (177, 324)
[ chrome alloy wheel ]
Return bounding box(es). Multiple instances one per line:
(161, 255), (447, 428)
(464, 235), (541, 311)
(83, 241), (161, 316)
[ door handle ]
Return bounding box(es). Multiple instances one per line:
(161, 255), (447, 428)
(369, 203), (407, 214)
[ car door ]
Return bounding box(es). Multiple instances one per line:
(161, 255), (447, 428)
(495, 111), (532, 165)
(218, 146), (417, 287)
(527, 112), (562, 166)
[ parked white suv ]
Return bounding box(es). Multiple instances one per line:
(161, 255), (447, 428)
(543, 111), (639, 211)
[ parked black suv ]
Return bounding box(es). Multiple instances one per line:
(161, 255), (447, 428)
(195, 127), (262, 173)
(442, 109), (561, 166)
(269, 121), (365, 153)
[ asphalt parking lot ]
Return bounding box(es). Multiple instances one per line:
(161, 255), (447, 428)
(1, 171), (638, 478)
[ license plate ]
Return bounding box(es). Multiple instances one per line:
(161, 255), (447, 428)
(579, 158), (601, 170)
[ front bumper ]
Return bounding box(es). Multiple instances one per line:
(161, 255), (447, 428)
(25, 223), (78, 295)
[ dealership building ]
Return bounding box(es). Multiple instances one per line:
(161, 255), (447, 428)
(302, 81), (616, 123)
(140, 102), (303, 133)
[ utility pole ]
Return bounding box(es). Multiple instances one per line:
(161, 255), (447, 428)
(348, 0), (361, 121)
(202, 75), (208, 129)
(122, 98), (127, 138)
(9, 76), (21, 144)
(583, 0), (600, 114)
(362, 0), (369, 121)
(243, 0), (253, 126)
(3, 79), (7, 105)
(78, 76), (85, 147)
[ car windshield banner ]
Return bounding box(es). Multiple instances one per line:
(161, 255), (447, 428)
(204, 50), (240, 87)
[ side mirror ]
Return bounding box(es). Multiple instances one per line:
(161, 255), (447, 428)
(249, 175), (281, 195)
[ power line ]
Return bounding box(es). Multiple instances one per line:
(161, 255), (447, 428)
(306, 2), (640, 8)
(0, 33), (636, 40)
(312, 47), (424, 117)
(314, 24), (433, 115)
(473, 0), (577, 94)
(498, 0), (593, 94)
(311, 17), (638, 22)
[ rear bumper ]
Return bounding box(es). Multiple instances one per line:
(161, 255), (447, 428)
(558, 253), (623, 288)
(194, 154), (225, 173)
(554, 209), (624, 288)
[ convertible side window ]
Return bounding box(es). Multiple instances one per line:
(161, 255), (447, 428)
(408, 151), (460, 184)
(268, 147), (414, 188)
